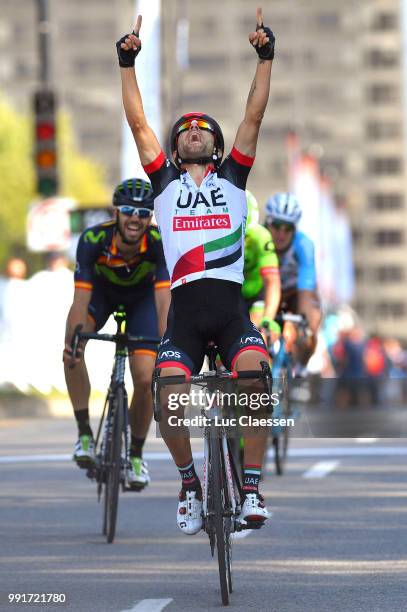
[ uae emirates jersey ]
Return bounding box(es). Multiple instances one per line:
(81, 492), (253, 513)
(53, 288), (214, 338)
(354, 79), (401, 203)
(143, 147), (254, 289)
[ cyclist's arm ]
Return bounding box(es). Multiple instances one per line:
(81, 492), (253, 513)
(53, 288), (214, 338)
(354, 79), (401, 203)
(63, 288), (92, 362)
(63, 228), (99, 360)
(233, 10), (273, 158)
(118, 21), (162, 166)
(295, 234), (321, 335)
(154, 287), (171, 338)
(259, 229), (281, 321)
(298, 291), (321, 335)
(263, 271), (281, 321)
(152, 231), (171, 337)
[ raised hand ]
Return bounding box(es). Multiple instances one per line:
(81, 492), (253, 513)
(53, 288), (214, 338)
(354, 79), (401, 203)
(249, 7), (275, 60)
(121, 15), (142, 52)
(116, 15), (143, 67)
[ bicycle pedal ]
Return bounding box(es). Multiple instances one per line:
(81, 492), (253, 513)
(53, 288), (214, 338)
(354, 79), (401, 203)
(236, 519), (265, 531)
(85, 467), (96, 480)
(75, 458), (95, 470)
(123, 483), (146, 492)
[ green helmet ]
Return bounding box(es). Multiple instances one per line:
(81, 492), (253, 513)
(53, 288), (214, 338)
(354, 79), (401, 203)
(246, 190), (259, 229)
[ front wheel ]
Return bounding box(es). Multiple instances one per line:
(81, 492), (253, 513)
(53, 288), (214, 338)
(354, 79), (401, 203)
(104, 386), (125, 543)
(274, 372), (290, 476)
(273, 432), (288, 475)
(209, 427), (232, 605)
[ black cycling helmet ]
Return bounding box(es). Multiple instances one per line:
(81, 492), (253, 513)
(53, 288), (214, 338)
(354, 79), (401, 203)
(112, 178), (154, 210)
(169, 112), (224, 169)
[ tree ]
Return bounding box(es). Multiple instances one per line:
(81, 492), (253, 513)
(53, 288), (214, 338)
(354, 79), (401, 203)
(58, 113), (110, 205)
(0, 95), (110, 270)
(0, 97), (35, 267)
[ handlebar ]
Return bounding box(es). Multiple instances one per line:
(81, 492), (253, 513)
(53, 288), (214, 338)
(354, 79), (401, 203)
(155, 369), (266, 387)
(75, 331), (161, 345)
(275, 313), (308, 327)
(262, 313), (311, 355)
(69, 325), (161, 367)
(152, 362), (273, 422)
(262, 313), (309, 334)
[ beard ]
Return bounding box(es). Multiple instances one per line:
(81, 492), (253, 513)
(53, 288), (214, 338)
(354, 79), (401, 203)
(116, 221), (141, 246)
(179, 134), (214, 160)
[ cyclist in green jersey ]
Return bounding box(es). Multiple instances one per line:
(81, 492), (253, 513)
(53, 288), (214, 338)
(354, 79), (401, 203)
(243, 191), (281, 336)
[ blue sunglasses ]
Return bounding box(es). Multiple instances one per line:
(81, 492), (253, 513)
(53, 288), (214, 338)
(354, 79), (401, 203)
(117, 205), (153, 218)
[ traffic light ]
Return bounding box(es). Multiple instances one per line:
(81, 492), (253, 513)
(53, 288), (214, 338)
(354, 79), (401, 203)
(34, 89), (58, 197)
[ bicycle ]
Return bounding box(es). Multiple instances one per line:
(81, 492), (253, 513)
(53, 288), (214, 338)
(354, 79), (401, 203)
(70, 306), (160, 543)
(152, 345), (273, 606)
(266, 312), (309, 475)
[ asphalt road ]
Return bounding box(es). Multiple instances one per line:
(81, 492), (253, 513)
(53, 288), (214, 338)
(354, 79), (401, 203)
(1, 417), (407, 612)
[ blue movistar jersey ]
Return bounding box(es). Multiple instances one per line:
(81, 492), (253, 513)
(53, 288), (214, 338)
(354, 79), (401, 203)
(277, 231), (317, 295)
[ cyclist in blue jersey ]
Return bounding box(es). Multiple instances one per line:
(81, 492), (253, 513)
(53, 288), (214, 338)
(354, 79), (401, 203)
(264, 192), (321, 365)
(63, 178), (171, 488)
(117, 8), (275, 533)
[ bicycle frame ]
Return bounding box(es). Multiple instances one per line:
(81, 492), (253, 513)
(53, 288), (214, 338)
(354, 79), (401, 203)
(98, 335), (130, 486)
(270, 335), (292, 434)
(153, 352), (272, 604)
(153, 353), (272, 532)
(71, 309), (160, 541)
(201, 402), (239, 529)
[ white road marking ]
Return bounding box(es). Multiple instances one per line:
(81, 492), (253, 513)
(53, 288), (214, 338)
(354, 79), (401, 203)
(1, 446), (407, 464)
(0, 454), (72, 463)
(121, 599), (172, 612)
(302, 460), (340, 478)
(356, 438), (378, 443)
(285, 446), (407, 458)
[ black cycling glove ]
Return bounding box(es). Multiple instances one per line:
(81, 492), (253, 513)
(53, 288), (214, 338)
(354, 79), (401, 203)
(116, 32), (141, 68)
(253, 23), (275, 60)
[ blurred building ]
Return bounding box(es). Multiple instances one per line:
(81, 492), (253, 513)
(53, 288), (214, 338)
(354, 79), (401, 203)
(0, 0), (406, 339)
(161, 0), (407, 341)
(0, 0), (134, 184)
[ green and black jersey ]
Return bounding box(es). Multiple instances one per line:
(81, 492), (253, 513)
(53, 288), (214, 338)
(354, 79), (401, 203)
(74, 220), (170, 294)
(242, 224), (279, 300)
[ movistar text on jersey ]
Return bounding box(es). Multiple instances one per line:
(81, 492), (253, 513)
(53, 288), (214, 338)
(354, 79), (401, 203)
(167, 390), (280, 411)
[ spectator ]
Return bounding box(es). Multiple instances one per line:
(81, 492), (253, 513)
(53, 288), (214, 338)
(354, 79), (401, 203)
(5, 257), (27, 280)
(363, 334), (387, 406)
(0, 257), (29, 390)
(28, 252), (74, 392)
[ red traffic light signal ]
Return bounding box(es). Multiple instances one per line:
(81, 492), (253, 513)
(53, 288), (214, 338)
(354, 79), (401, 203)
(33, 89), (58, 197)
(36, 122), (55, 140)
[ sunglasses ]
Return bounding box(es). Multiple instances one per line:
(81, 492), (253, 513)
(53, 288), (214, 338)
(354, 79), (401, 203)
(270, 220), (295, 232)
(176, 118), (215, 136)
(117, 206), (153, 218)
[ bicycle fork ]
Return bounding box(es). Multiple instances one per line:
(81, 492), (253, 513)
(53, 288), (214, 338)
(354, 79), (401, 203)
(202, 412), (240, 534)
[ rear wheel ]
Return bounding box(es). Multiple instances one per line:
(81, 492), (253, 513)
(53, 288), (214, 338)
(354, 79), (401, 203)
(102, 473), (108, 536)
(104, 387), (124, 543)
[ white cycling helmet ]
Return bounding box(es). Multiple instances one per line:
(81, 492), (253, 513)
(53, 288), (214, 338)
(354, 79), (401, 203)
(265, 192), (302, 226)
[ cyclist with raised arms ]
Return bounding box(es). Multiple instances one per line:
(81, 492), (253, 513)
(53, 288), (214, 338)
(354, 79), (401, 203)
(117, 7), (275, 534)
(264, 192), (321, 365)
(243, 190), (281, 336)
(63, 178), (171, 489)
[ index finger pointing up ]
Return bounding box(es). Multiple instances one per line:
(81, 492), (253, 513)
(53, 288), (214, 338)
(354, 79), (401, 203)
(133, 14), (142, 36)
(256, 7), (263, 27)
